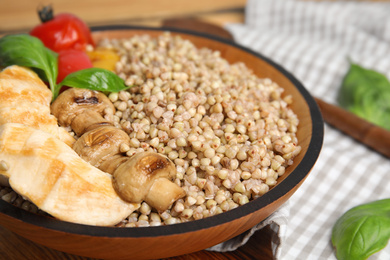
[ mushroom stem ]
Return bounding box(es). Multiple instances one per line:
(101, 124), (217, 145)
(71, 110), (112, 136)
(145, 178), (186, 212)
(99, 155), (128, 174)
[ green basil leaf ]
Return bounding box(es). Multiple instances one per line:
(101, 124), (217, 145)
(332, 199), (390, 260)
(56, 68), (128, 99)
(0, 34), (58, 95)
(337, 63), (390, 131)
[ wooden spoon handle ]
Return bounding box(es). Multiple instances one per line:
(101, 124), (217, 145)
(315, 98), (390, 158)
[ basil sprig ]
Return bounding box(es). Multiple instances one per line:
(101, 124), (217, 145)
(332, 199), (390, 260)
(0, 34), (128, 101)
(57, 68), (128, 99)
(337, 62), (390, 131)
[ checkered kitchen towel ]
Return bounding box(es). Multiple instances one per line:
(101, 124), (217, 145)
(211, 0), (390, 259)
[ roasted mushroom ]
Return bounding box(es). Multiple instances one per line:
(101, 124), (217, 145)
(73, 125), (130, 173)
(113, 152), (185, 212)
(51, 88), (114, 136)
(51, 88), (185, 212)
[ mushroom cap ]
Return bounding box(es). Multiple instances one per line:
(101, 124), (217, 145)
(51, 88), (115, 127)
(73, 125), (131, 169)
(112, 152), (176, 203)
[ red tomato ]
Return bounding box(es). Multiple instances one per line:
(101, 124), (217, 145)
(57, 49), (93, 83)
(30, 7), (94, 52)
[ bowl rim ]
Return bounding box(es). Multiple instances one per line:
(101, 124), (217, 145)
(0, 25), (324, 238)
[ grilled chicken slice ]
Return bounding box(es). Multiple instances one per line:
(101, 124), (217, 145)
(0, 123), (138, 226)
(0, 65), (75, 146)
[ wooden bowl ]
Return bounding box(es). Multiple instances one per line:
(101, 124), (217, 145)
(0, 26), (323, 259)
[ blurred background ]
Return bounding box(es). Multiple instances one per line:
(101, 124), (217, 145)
(1, 1), (390, 260)
(0, 0), (246, 34)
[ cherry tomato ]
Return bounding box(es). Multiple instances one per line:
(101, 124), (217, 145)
(57, 49), (93, 83)
(30, 6), (94, 52)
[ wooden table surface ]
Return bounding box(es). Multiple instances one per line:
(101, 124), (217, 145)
(0, 1), (275, 259)
(0, 0), (246, 33)
(0, 224), (274, 260)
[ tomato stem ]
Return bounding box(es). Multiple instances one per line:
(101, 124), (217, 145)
(38, 5), (54, 23)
